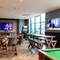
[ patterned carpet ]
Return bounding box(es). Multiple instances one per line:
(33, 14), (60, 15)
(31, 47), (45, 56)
(0, 39), (38, 60)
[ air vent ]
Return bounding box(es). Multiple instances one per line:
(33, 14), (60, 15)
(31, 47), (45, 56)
(22, 14), (31, 16)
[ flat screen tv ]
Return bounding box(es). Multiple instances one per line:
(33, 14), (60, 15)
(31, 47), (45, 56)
(47, 17), (60, 30)
(0, 22), (13, 30)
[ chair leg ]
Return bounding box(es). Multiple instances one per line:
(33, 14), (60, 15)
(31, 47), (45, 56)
(0, 44), (2, 52)
(51, 42), (57, 48)
(14, 45), (18, 55)
(6, 44), (9, 57)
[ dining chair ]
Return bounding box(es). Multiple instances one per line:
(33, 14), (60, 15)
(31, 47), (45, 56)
(1, 38), (9, 56)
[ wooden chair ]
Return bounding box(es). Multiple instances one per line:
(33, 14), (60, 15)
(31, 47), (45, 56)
(17, 35), (22, 45)
(0, 38), (9, 56)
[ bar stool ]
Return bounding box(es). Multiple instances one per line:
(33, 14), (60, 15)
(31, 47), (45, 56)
(8, 38), (18, 55)
(51, 40), (57, 48)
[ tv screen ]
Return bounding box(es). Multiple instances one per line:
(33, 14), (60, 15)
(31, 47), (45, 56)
(47, 17), (60, 30)
(0, 22), (13, 30)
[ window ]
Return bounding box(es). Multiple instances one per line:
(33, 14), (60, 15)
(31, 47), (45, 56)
(35, 16), (40, 34)
(29, 14), (45, 34)
(36, 23), (40, 33)
(41, 23), (45, 34)
(41, 14), (45, 22)
(36, 16), (40, 23)
(31, 24), (35, 33)
(31, 17), (35, 23)
(30, 17), (35, 33)
(41, 14), (45, 34)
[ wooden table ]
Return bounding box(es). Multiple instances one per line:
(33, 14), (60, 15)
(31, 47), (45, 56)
(0, 32), (15, 35)
(32, 34), (55, 49)
(28, 33), (55, 39)
(0, 35), (20, 39)
(27, 33), (56, 49)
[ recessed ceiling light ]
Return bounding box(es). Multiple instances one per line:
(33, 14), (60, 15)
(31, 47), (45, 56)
(12, 11), (13, 13)
(21, 0), (22, 1)
(54, 4), (55, 6)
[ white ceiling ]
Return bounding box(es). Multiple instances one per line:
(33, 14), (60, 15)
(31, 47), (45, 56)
(0, 0), (60, 19)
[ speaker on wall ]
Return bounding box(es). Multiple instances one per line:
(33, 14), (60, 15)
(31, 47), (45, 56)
(25, 20), (28, 23)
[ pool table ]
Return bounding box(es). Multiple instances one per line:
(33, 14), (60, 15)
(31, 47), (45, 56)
(38, 48), (60, 60)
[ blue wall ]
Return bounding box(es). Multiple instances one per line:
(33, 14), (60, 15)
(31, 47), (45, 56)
(19, 19), (24, 33)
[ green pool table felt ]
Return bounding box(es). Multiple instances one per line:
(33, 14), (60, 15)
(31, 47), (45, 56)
(44, 49), (60, 60)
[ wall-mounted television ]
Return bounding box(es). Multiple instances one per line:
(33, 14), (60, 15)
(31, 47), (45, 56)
(0, 22), (13, 30)
(47, 17), (60, 30)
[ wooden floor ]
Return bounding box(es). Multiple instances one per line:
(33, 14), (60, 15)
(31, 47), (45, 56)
(0, 40), (38, 60)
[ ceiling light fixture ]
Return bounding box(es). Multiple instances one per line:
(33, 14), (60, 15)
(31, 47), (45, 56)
(54, 4), (55, 6)
(12, 11), (13, 13)
(21, 0), (22, 1)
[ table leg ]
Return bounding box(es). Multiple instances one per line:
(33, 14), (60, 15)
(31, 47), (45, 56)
(51, 41), (57, 48)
